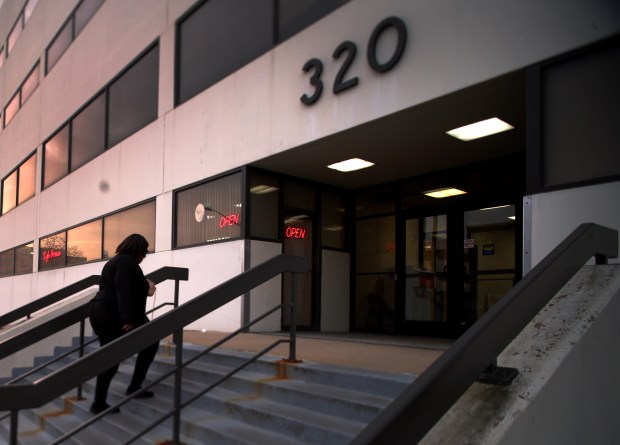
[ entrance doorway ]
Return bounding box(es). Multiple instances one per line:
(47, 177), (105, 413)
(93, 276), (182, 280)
(401, 205), (517, 336)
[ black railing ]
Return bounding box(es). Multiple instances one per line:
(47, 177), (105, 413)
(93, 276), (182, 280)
(351, 223), (618, 444)
(0, 254), (306, 444)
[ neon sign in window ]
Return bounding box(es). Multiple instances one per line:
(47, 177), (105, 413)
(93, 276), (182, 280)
(285, 227), (306, 239)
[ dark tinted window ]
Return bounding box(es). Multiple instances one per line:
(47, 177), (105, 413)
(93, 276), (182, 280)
(21, 62), (40, 105)
(44, 126), (70, 188)
(46, 19), (73, 72)
(321, 190), (346, 249)
(108, 45), (159, 147)
(177, 0), (273, 104)
(249, 171), (279, 240)
(75, 0), (104, 35)
(278, 0), (349, 42)
(15, 243), (34, 274)
(0, 250), (15, 277)
(71, 94), (105, 170)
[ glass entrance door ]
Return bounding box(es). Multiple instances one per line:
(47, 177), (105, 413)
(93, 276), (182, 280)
(404, 214), (448, 323)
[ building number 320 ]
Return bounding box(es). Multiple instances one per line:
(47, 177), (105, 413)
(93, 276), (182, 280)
(300, 16), (407, 106)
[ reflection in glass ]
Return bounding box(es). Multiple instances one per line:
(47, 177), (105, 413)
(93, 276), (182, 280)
(2, 171), (17, 214)
(39, 232), (67, 270)
(21, 62), (40, 105)
(356, 216), (395, 274)
(249, 171), (279, 240)
(404, 215), (448, 322)
(71, 94), (105, 170)
(4, 93), (20, 127)
(7, 14), (23, 55)
(15, 243), (34, 274)
(18, 153), (36, 205)
(104, 201), (156, 258)
(44, 126), (70, 188)
(67, 220), (102, 265)
(24, 0), (40, 22)
(278, 0), (349, 42)
(321, 190), (346, 249)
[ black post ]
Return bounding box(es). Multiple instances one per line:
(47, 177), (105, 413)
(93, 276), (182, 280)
(172, 278), (183, 443)
(77, 319), (85, 399)
(288, 273), (297, 362)
(10, 410), (17, 445)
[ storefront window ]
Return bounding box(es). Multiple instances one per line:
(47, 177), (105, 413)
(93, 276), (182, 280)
(249, 171), (279, 240)
(43, 125), (70, 188)
(14, 242), (34, 274)
(39, 232), (67, 271)
(321, 190), (346, 249)
(175, 173), (242, 247)
(285, 182), (314, 210)
(103, 201), (156, 258)
(356, 185), (396, 217)
(67, 220), (102, 265)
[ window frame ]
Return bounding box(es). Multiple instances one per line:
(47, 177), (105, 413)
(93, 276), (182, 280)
(1, 151), (37, 215)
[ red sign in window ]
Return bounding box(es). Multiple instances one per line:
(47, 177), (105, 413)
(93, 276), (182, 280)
(285, 227), (306, 239)
(219, 213), (240, 228)
(43, 249), (62, 263)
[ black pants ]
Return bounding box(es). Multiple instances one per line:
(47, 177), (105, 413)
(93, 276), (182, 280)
(89, 302), (159, 407)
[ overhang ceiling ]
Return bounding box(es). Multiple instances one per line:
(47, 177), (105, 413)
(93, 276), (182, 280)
(251, 69), (526, 190)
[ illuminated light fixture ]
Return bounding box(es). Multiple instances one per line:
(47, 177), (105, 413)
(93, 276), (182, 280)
(250, 185), (279, 194)
(446, 117), (514, 141)
(508, 216), (516, 220)
(481, 205), (511, 211)
(424, 187), (467, 198)
(323, 225), (344, 232)
(327, 158), (374, 172)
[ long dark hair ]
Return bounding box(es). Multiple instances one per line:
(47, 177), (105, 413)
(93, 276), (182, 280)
(115, 234), (149, 258)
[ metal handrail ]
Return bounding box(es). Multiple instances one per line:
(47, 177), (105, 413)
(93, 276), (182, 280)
(0, 254), (306, 445)
(0, 266), (189, 362)
(0, 275), (101, 329)
(351, 222), (618, 444)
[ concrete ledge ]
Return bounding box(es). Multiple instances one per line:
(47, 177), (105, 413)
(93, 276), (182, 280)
(421, 265), (620, 445)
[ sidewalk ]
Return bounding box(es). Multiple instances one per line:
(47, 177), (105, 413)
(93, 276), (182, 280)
(176, 331), (452, 376)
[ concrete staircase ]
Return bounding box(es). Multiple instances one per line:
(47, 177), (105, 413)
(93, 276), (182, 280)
(0, 338), (416, 444)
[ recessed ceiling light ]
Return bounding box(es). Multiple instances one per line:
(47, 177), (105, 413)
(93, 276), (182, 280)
(508, 216), (516, 220)
(327, 158), (375, 172)
(446, 117), (514, 141)
(424, 187), (467, 198)
(250, 185), (279, 194)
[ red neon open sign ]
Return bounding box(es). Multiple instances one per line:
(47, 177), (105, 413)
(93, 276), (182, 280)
(285, 227), (306, 239)
(219, 214), (240, 228)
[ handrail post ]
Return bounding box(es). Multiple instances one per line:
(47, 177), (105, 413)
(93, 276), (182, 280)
(288, 272), (297, 362)
(172, 328), (183, 443)
(10, 410), (18, 445)
(174, 278), (181, 308)
(77, 318), (85, 399)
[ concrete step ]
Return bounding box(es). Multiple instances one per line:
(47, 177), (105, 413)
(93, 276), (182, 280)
(2, 339), (416, 444)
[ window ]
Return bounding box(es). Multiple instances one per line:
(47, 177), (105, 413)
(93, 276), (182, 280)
(21, 62), (40, 105)
(15, 242), (34, 274)
(1, 152), (36, 214)
(46, 19), (73, 73)
(17, 152), (36, 205)
(43, 126), (70, 189)
(67, 220), (102, 265)
(39, 201), (155, 270)
(45, 0), (104, 73)
(39, 232), (67, 271)
(0, 249), (15, 278)
(321, 190), (347, 249)
(4, 93), (19, 127)
(175, 172), (243, 247)
(75, 0), (104, 35)
(177, 0), (273, 104)
(278, 0), (349, 42)
(0, 46), (5, 69)
(42, 43), (159, 189)
(1, 171), (17, 214)
(108, 45), (159, 147)
(24, 0), (40, 22)
(103, 201), (156, 258)
(71, 93), (105, 170)
(3, 61), (40, 128)
(7, 13), (24, 55)
(249, 171), (279, 240)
